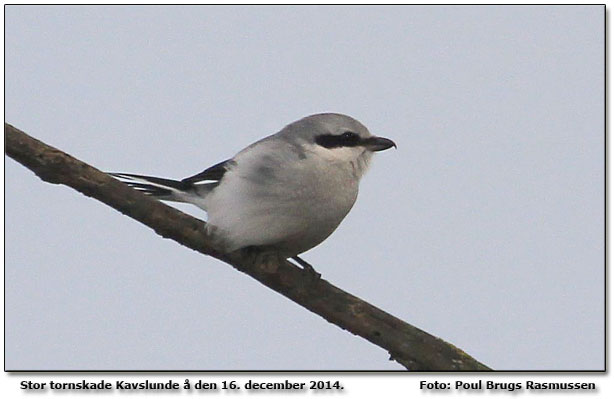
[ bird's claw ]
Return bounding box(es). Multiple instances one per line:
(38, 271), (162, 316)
(292, 256), (321, 280)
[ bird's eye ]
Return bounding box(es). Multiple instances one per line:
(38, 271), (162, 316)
(341, 131), (358, 140)
(339, 131), (360, 146)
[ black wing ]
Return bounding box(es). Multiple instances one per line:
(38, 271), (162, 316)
(181, 159), (234, 185)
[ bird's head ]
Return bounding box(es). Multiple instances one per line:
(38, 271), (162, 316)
(284, 113), (396, 176)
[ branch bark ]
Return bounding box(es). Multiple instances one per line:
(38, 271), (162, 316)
(5, 123), (491, 371)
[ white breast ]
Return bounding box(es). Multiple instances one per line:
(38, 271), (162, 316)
(203, 140), (362, 256)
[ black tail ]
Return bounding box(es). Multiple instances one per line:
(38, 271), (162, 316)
(109, 173), (194, 197)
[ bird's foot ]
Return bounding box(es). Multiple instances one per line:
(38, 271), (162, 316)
(291, 256), (321, 280)
(240, 246), (281, 274)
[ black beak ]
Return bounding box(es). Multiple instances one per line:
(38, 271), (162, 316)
(363, 136), (397, 152)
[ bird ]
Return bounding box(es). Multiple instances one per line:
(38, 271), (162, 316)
(110, 113), (396, 274)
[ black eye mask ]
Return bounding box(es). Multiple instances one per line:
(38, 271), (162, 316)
(315, 131), (362, 148)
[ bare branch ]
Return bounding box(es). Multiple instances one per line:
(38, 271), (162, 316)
(5, 122), (490, 371)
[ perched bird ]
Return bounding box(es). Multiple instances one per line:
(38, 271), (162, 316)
(111, 113), (395, 272)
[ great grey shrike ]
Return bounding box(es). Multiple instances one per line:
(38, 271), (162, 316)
(111, 113), (396, 273)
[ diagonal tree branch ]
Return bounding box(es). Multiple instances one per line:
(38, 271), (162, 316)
(5, 122), (491, 371)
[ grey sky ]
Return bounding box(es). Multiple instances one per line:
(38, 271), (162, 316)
(5, 5), (604, 370)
